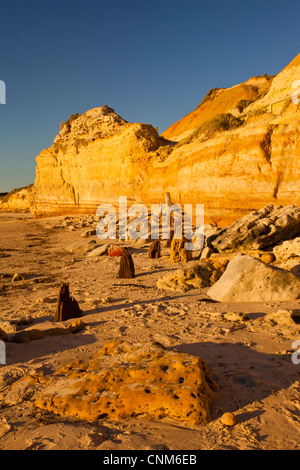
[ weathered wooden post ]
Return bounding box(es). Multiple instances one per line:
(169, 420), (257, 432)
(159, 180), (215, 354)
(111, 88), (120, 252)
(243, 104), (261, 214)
(118, 251), (135, 278)
(148, 240), (161, 258)
(55, 283), (82, 322)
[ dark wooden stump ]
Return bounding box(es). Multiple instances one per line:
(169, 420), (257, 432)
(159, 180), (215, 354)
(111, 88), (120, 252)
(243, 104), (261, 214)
(148, 240), (161, 259)
(118, 251), (135, 279)
(165, 228), (174, 247)
(55, 282), (82, 322)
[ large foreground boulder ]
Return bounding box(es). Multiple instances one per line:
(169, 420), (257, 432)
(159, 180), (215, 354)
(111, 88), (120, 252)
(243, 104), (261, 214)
(207, 254), (300, 302)
(211, 204), (300, 253)
(33, 340), (219, 426)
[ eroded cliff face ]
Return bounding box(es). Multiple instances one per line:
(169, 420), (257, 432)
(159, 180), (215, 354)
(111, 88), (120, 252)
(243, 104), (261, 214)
(0, 185), (33, 213)
(31, 55), (300, 224)
(154, 53), (300, 225)
(31, 106), (172, 217)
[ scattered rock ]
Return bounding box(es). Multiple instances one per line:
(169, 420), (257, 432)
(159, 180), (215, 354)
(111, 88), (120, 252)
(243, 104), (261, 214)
(13, 315), (33, 326)
(0, 320), (19, 334)
(86, 245), (109, 257)
(99, 297), (112, 304)
(33, 340), (219, 426)
(41, 296), (56, 304)
(157, 259), (229, 292)
(0, 417), (11, 437)
(259, 252), (276, 264)
(0, 328), (8, 341)
(12, 273), (25, 282)
(55, 283), (82, 322)
(220, 412), (237, 426)
(203, 223), (221, 246)
(273, 237), (300, 261)
(222, 312), (248, 322)
(211, 204), (300, 253)
(253, 309), (300, 335)
(12, 319), (86, 343)
(80, 229), (97, 238)
(207, 254), (300, 302)
(200, 246), (215, 259)
(67, 240), (97, 254)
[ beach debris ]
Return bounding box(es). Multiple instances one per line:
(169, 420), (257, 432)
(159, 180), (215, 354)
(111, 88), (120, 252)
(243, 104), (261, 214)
(148, 240), (161, 259)
(165, 228), (174, 248)
(108, 245), (128, 257)
(118, 251), (135, 279)
(55, 283), (82, 322)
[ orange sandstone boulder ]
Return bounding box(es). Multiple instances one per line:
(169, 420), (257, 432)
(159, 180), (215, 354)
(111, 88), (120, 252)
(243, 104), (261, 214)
(34, 340), (219, 426)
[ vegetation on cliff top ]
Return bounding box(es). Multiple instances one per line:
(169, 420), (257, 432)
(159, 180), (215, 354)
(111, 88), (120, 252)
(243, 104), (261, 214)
(60, 113), (81, 132)
(177, 112), (244, 146)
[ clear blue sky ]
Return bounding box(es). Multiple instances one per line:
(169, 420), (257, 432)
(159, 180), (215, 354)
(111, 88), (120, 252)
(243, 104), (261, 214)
(0, 0), (299, 192)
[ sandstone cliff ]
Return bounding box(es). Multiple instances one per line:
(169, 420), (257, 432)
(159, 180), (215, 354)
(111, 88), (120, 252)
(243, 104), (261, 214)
(30, 55), (300, 224)
(31, 106), (172, 218)
(0, 185), (33, 213)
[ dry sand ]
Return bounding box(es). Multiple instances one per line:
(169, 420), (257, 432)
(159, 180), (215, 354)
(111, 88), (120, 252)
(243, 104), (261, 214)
(0, 212), (299, 451)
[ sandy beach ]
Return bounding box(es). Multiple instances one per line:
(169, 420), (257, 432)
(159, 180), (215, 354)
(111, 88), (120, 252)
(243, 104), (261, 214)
(0, 211), (299, 450)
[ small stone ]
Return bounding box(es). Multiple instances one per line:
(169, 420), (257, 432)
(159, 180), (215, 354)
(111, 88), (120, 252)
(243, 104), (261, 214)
(12, 273), (25, 282)
(223, 311), (248, 322)
(0, 328), (8, 341)
(100, 297), (112, 304)
(260, 252), (276, 264)
(200, 246), (215, 260)
(81, 229), (97, 238)
(0, 320), (18, 334)
(0, 417), (11, 438)
(86, 245), (109, 257)
(220, 412), (237, 426)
